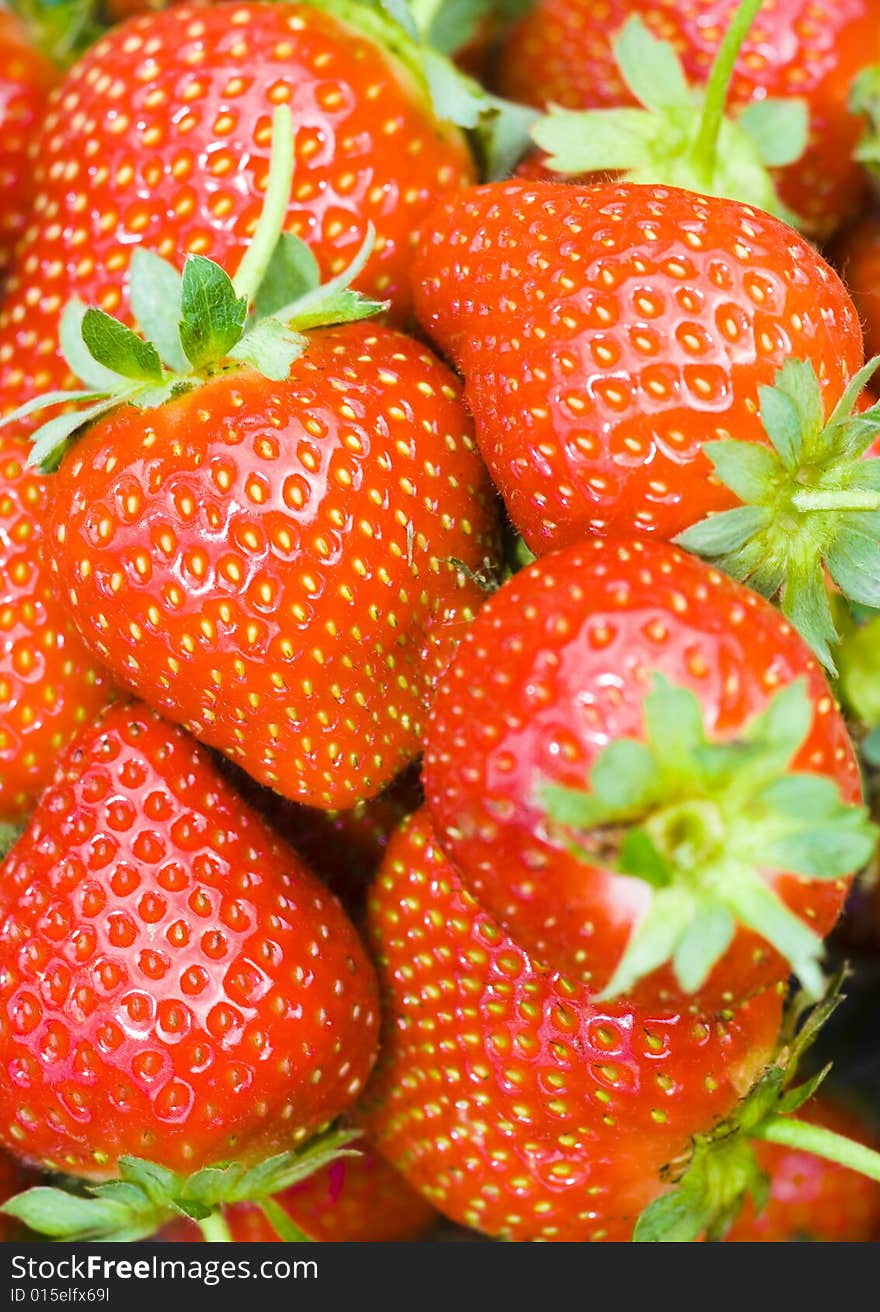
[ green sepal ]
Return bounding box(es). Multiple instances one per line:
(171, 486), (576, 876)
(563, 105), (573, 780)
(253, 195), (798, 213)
(59, 300), (127, 392)
(81, 308), (164, 384)
(851, 64), (880, 172)
(526, 13), (804, 224)
(0, 822), (25, 863)
(178, 256), (248, 371)
(636, 980), (846, 1242)
(128, 249), (188, 373)
(676, 356), (880, 672)
(255, 234), (322, 320)
(228, 319), (308, 381)
(539, 675), (876, 999)
(1, 1124), (361, 1243)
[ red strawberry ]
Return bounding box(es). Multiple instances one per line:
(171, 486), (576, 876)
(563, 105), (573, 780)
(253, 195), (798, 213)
(0, 699), (380, 1183)
(0, 11), (56, 281)
(41, 310), (498, 809)
(163, 1136), (436, 1241)
(0, 1), (477, 416)
(358, 808), (786, 1242)
(724, 1097), (880, 1242)
(413, 178), (880, 667)
(0, 429), (111, 822)
(423, 537), (872, 1008)
(496, 0), (880, 238)
(833, 212), (880, 362)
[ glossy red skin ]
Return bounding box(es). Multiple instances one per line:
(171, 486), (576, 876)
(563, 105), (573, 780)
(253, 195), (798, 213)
(359, 809), (785, 1242)
(0, 13), (56, 281)
(495, 0), (880, 238)
(832, 212), (880, 364)
(413, 180), (862, 557)
(46, 323), (499, 811)
(0, 431), (112, 821)
(165, 1138), (436, 1241)
(0, 701), (380, 1180)
(424, 538), (861, 1010)
(726, 1098), (880, 1241)
(0, 2), (475, 417)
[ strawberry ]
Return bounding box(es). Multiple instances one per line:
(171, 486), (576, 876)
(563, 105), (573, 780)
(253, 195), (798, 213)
(724, 1096), (880, 1241)
(163, 1136), (436, 1241)
(358, 808), (786, 1242)
(0, 0), (480, 418)
(833, 212), (880, 363)
(496, 0), (880, 239)
(412, 177), (880, 668)
(0, 9), (56, 281)
(0, 429), (111, 823)
(423, 537), (874, 1008)
(6, 119), (500, 811)
(0, 698), (380, 1239)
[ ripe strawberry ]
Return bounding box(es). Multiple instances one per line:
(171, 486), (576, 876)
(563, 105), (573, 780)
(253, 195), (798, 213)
(496, 0), (880, 238)
(0, 1), (477, 416)
(413, 178), (880, 667)
(0, 10), (56, 281)
(42, 301), (497, 807)
(0, 699), (379, 1185)
(359, 808), (786, 1242)
(164, 1137), (436, 1241)
(833, 213), (880, 362)
(423, 537), (872, 1008)
(0, 429), (111, 822)
(724, 1097), (880, 1241)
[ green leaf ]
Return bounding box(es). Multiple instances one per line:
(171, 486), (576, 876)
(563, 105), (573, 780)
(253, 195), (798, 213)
(827, 354), (880, 428)
(742, 679), (812, 764)
(672, 903), (735, 994)
(781, 561), (840, 673)
(418, 0), (491, 52)
(643, 676), (706, 774)
(59, 299), (126, 390)
(633, 1180), (711, 1243)
(422, 46), (485, 128)
(280, 226), (386, 330)
(530, 106), (659, 176)
(763, 815), (876, 880)
(3, 386), (109, 429)
(596, 887), (694, 1000)
(233, 1127), (362, 1201)
(81, 308), (164, 384)
(30, 395), (129, 472)
(254, 233), (321, 320)
(118, 1156), (179, 1206)
(612, 16), (692, 113)
(863, 726), (880, 766)
(758, 772), (849, 821)
(757, 381), (805, 470)
(475, 95), (541, 181)
(590, 738), (661, 812)
(539, 782), (618, 832)
(128, 249), (188, 372)
(228, 318), (307, 380)
(675, 505), (772, 556)
(378, 0), (420, 40)
(776, 1065), (832, 1117)
(737, 98), (808, 167)
(1, 1191), (131, 1238)
(702, 438), (781, 504)
(257, 1197), (313, 1242)
(178, 255), (248, 370)
(721, 877), (826, 998)
(826, 525), (880, 610)
(617, 829), (673, 888)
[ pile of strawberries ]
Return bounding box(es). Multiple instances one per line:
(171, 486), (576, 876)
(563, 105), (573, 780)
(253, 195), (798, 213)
(3, 0), (880, 1245)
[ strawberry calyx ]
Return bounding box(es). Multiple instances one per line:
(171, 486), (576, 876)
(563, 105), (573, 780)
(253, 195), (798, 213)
(0, 824), (24, 862)
(0, 1125), (358, 1243)
(7, 0), (101, 67)
(529, 0), (807, 225)
(850, 65), (880, 179)
(305, 0), (538, 179)
(540, 676), (876, 1001)
(636, 978), (880, 1241)
(675, 357), (880, 674)
(0, 104), (387, 473)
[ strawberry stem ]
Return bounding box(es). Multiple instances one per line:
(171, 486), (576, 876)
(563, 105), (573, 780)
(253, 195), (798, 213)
(690, 0), (766, 184)
(756, 1117), (880, 1182)
(231, 103), (295, 306)
(257, 1198), (313, 1242)
(196, 1211), (233, 1243)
